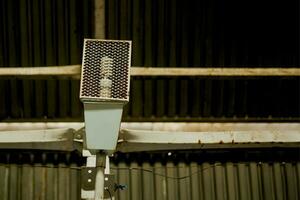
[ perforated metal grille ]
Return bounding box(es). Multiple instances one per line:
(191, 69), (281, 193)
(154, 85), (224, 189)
(80, 39), (131, 102)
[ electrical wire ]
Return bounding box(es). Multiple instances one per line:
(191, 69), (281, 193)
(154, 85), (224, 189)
(0, 164), (83, 170)
(0, 162), (280, 180)
(0, 163), (223, 179)
(0, 161), (287, 197)
(111, 163), (224, 180)
(105, 188), (113, 200)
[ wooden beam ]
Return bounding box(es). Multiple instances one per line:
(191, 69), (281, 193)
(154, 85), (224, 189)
(131, 67), (300, 76)
(94, 0), (105, 39)
(0, 65), (81, 77)
(0, 66), (299, 77)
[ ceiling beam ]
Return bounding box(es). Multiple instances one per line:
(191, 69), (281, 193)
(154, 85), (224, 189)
(0, 123), (299, 152)
(1, 122), (299, 132)
(93, 0), (105, 39)
(0, 66), (299, 78)
(117, 129), (300, 152)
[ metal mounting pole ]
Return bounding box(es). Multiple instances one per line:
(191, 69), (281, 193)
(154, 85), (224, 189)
(95, 152), (106, 200)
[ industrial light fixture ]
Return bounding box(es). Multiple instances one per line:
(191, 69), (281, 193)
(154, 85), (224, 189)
(80, 39), (131, 151)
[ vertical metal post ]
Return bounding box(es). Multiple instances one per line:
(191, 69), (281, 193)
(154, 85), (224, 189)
(94, 152), (106, 200)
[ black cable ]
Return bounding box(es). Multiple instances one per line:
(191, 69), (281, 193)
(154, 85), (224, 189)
(105, 188), (113, 200)
(0, 164), (83, 170)
(111, 163), (224, 180)
(0, 162), (274, 180)
(0, 163), (223, 179)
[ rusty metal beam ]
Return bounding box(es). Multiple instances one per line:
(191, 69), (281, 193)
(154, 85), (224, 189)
(117, 129), (300, 152)
(1, 122), (300, 132)
(0, 128), (81, 151)
(0, 122), (299, 152)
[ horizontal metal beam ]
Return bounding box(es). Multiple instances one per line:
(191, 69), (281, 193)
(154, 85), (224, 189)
(1, 122), (300, 132)
(120, 122), (300, 132)
(117, 129), (300, 152)
(0, 122), (299, 152)
(0, 128), (80, 151)
(0, 65), (299, 77)
(0, 122), (84, 131)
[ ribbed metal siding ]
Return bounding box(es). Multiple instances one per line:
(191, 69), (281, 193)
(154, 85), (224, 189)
(0, 150), (299, 200)
(105, 0), (300, 121)
(0, 0), (93, 120)
(106, 0), (298, 67)
(125, 77), (300, 121)
(0, 151), (83, 200)
(0, 76), (299, 122)
(0, 0), (299, 121)
(112, 161), (300, 200)
(111, 150), (300, 200)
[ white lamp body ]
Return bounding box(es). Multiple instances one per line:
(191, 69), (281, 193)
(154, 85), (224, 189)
(80, 39), (131, 150)
(83, 103), (123, 150)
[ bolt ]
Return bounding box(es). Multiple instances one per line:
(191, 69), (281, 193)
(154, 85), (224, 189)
(76, 134), (82, 139)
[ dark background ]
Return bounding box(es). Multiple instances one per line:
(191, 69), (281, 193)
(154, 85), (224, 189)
(0, 0), (299, 122)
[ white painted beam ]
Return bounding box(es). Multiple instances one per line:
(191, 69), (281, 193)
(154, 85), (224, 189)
(0, 122), (299, 152)
(117, 129), (300, 152)
(0, 122), (84, 131)
(0, 128), (79, 151)
(120, 122), (300, 132)
(1, 122), (299, 132)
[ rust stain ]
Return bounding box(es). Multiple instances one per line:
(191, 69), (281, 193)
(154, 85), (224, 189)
(219, 140), (224, 144)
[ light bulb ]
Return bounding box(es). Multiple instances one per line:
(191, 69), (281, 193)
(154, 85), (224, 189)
(99, 56), (113, 98)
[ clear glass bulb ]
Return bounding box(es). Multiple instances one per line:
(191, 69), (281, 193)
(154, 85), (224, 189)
(100, 56), (113, 98)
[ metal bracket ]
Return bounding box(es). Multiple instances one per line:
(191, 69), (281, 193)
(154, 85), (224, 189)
(81, 150), (114, 199)
(104, 174), (115, 198)
(82, 167), (97, 191)
(81, 150), (97, 199)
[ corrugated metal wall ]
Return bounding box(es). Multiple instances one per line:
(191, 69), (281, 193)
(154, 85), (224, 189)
(0, 76), (299, 122)
(112, 161), (300, 200)
(106, 0), (300, 122)
(0, 151), (83, 200)
(125, 77), (300, 121)
(106, 0), (298, 67)
(0, 150), (299, 200)
(111, 150), (300, 200)
(0, 0), (93, 121)
(0, 0), (299, 121)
